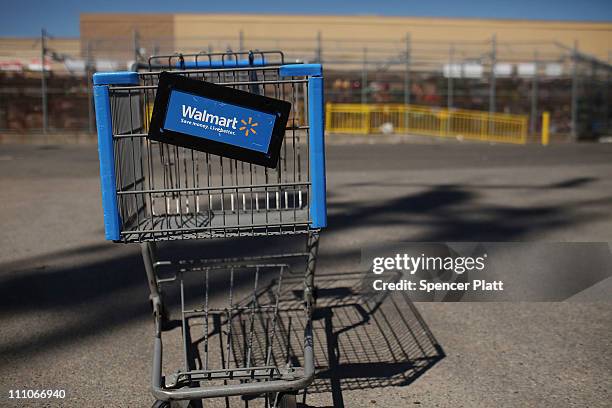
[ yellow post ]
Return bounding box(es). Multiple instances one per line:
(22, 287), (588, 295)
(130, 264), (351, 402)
(325, 103), (331, 133)
(521, 117), (528, 144)
(144, 102), (154, 132)
(541, 111), (550, 146)
(363, 104), (371, 134)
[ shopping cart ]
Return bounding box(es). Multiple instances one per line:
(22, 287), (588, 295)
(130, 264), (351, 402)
(92, 50), (326, 407)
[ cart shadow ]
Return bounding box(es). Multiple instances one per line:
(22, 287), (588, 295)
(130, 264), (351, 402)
(294, 272), (444, 407)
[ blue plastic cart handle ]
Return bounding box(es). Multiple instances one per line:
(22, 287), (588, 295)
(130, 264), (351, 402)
(308, 75), (327, 228)
(92, 71), (139, 240)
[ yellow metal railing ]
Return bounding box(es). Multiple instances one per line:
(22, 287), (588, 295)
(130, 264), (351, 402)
(326, 103), (529, 144)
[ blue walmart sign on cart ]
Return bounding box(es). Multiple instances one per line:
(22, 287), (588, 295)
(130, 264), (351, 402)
(148, 72), (291, 168)
(164, 90), (277, 154)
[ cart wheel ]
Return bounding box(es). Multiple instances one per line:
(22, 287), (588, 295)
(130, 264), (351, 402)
(277, 393), (297, 408)
(151, 400), (170, 408)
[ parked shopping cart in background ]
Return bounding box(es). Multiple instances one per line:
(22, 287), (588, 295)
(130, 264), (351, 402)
(93, 50), (326, 407)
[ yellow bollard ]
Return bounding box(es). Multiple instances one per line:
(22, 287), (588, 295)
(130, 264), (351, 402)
(144, 102), (154, 132)
(363, 105), (371, 134)
(541, 111), (550, 146)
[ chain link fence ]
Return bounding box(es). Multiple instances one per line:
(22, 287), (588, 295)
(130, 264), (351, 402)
(0, 32), (610, 141)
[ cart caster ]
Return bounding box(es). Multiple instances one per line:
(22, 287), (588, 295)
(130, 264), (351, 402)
(277, 393), (297, 408)
(151, 401), (170, 408)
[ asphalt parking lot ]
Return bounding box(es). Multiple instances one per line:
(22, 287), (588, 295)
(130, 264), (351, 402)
(0, 141), (611, 407)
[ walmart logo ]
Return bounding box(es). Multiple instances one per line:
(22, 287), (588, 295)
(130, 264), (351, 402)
(239, 117), (258, 136)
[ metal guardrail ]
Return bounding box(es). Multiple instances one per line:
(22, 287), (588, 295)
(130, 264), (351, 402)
(326, 103), (529, 144)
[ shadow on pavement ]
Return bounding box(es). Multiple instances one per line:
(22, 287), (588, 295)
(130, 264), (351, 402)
(291, 271), (444, 408)
(1, 173), (609, 406)
(1, 176), (609, 358)
(328, 182), (610, 241)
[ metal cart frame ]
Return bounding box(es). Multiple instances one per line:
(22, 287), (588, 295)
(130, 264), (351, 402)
(92, 51), (326, 407)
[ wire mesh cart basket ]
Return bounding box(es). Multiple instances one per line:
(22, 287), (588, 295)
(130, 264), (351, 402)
(93, 51), (326, 407)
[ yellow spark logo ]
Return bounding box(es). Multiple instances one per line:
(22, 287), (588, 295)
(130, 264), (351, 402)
(239, 117), (258, 136)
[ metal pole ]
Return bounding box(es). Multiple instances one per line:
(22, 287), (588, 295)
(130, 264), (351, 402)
(571, 40), (578, 140)
(41, 28), (48, 134)
(489, 34), (497, 114)
(530, 51), (539, 137)
(304, 231), (320, 312)
(239, 30), (244, 51)
(404, 33), (411, 132)
(133, 29), (139, 63)
(404, 33), (411, 106)
(448, 44), (454, 108)
(607, 51), (611, 132)
(361, 47), (368, 104)
(316, 31), (322, 63)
